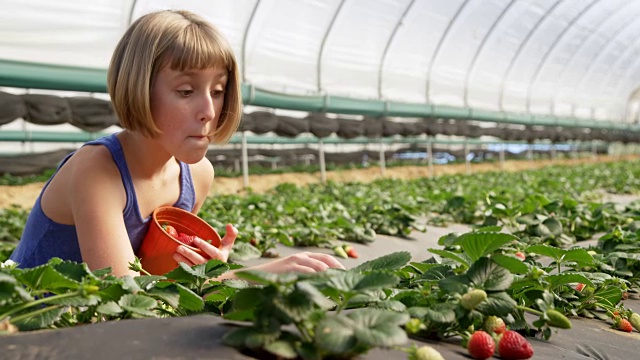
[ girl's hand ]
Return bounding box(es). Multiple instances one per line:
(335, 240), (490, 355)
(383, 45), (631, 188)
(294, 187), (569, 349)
(172, 223), (237, 266)
(247, 252), (345, 274)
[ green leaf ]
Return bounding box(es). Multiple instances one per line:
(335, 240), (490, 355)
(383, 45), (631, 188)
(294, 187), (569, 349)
(315, 316), (357, 354)
(223, 326), (280, 349)
(47, 294), (100, 307)
(453, 232), (517, 262)
(439, 275), (469, 294)
(96, 301), (123, 315)
(369, 300), (407, 312)
(229, 242), (262, 262)
(12, 306), (66, 331)
(235, 270), (299, 285)
(118, 294), (158, 317)
(296, 281), (335, 310)
(349, 308), (409, 347)
(175, 283), (204, 311)
(326, 271), (398, 293)
(491, 254), (529, 275)
(428, 249), (469, 268)
(52, 261), (96, 282)
(527, 245), (563, 261)
(16, 265), (80, 292)
(546, 273), (593, 289)
(264, 340), (298, 359)
(134, 275), (165, 290)
(164, 262), (208, 283)
(418, 264), (455, 282)
(466, 258), (513, 292)
(409, 304), (456, 323)
(353, 272), (399, 292)
(352, 252), (411, 273)
(542, 218), (563, 236)
(562, 248), (594, 267)
(475, 292), (516, 316)
(594, 286), (622, 309)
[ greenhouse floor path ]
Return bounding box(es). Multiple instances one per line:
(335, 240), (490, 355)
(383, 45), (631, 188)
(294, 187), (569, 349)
(2, 193), (640, 359)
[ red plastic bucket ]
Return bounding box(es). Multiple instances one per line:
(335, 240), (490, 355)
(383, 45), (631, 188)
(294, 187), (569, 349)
(137, 206), (221, 275)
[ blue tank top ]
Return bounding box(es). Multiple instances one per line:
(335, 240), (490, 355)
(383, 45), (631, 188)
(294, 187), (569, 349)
(9, 133), (196, 268)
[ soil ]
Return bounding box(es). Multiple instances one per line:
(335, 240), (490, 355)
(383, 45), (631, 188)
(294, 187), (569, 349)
(0, 155), (635, 210)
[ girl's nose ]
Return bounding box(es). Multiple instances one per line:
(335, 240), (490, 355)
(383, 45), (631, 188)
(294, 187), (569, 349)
(199, 96), (215, 122)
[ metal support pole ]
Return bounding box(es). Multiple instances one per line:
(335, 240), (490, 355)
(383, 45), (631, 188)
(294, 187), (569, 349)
(318, 138), (326, 184)
(550, 144), (557, 162)
(464, 139), (471, 175)
(527, 145), (533, 165)
(499, 143), (506, 170)
(241, 131), (249, 189)
(591, 141), (597, 160)
(427, 136), (434, 177)
(379, 138), (386, 176)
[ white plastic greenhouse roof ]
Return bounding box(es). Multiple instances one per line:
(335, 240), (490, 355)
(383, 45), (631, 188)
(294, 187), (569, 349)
(2, 0), (640, 129)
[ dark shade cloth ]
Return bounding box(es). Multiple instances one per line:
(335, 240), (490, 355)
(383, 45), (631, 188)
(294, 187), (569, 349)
(274, 116), (309, 138)
(22, 94), (72, 125)
(307, 113), (339, 138)
(363, 116), (383, 138)
(237, 113), (255, 132)
(249, 111), (279, 134)
(336, 118), (365, 139)
(382, 119), (404, 137)
(68, 97), (119, 132)
(0, 91), (27, 125)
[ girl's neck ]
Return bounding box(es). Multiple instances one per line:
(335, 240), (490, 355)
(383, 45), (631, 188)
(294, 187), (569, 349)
(117, 130), (176, 179)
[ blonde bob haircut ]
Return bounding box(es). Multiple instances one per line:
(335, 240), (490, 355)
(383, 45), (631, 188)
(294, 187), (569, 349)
(107, 10), (241, 144)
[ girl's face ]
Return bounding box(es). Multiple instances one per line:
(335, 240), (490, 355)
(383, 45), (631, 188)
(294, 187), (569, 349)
(150, 65), (228, 164)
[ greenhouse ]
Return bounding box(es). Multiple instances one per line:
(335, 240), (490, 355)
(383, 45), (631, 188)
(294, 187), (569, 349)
(1, 0), (640, 359)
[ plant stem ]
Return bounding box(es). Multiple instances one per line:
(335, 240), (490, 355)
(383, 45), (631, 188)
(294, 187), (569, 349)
(0, 291), (81, 321)
(516, 305), (543, 316)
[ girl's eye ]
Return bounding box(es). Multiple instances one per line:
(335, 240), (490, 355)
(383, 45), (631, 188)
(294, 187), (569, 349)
(211, 90), (225, 98)
(177, 90), (193, 97)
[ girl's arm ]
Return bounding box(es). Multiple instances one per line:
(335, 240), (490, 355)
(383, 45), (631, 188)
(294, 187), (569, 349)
(68, 147), (139, 278)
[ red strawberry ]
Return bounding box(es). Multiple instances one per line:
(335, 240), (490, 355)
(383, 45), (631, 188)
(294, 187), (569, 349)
(177, 232), (197, 246)
(498, 330), (534, 360)
(484, 315), (507, 334)
(575, 283), (585, 292)
(617, 318), (633, 332)
(344, 245), (359, 258)
(467, 330), (495, 360)
(162, 224), (178, 238)
(515, 251), (526, 261)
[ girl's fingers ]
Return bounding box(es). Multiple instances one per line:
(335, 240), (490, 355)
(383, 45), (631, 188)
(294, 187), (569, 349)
(172, 251), (194, 267)
(175, 245), (207, 264)
(305, 252), (345, 269)
(220, 224), (238, 251)
(192, 239), (228, 262)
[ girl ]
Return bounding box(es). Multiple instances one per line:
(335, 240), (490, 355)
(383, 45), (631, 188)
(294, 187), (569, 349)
(9, 9), (344, 277)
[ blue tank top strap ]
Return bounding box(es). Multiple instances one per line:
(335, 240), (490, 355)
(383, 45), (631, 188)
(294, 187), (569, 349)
(175, 161), (196, 212)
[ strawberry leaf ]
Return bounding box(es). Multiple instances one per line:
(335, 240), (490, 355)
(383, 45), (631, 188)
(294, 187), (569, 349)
(351, 251), (411, 273)
(453, 232), (517, 262)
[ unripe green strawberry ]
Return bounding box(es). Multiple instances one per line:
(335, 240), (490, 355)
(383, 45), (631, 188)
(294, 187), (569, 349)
(410, 345), (445, 360)
(629, 312), (640, 332)
(333, 246), (348, 259)
(405, 318), (423, 334)
(467, 330), (495, 360)
(545, 309), (572, 329)
(460, 289), (487, 310)
(484, 315), (506, 334)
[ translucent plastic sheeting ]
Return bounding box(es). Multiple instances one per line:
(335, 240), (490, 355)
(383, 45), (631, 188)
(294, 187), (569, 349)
(3, 0), (640, 126)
